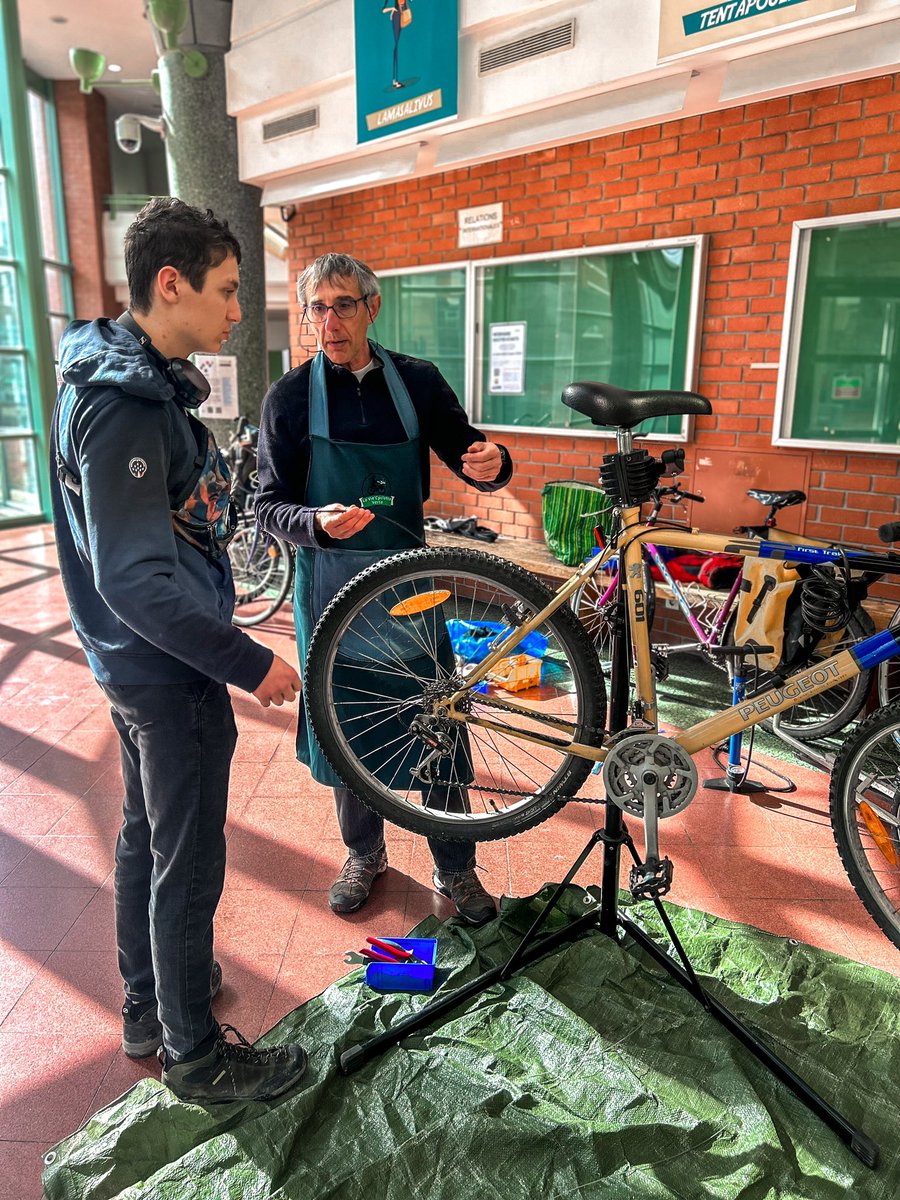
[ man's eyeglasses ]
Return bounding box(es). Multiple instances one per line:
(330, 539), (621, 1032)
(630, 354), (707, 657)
(304, 296), (371, 323)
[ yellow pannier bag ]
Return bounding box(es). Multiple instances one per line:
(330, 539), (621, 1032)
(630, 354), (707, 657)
(733, 557), (801, 672)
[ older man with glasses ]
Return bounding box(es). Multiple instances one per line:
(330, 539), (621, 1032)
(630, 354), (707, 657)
(255, 252), (513, 925)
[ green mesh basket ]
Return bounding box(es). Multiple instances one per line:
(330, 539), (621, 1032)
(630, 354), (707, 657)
(541, 480), (612, 566)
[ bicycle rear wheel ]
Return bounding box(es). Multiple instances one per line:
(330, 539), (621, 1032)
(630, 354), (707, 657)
(230, 523), (294, 627)
(830, 701), (900, 951)
(572, 563), (655, 673)
(305, 547), (607, 842)
(724, 608), (874, 740)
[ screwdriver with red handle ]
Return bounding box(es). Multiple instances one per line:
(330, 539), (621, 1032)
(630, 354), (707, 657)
(364, 936), (428, 964)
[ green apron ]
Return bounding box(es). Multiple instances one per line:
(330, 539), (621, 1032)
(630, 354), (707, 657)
(295, 346), (434, 786)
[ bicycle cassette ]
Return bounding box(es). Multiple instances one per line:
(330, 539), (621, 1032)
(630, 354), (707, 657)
(602, 734), (697, 818)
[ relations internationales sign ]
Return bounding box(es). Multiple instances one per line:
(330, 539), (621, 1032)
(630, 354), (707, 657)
(354, 1), (459, 144)
(658, 0), (856, 59)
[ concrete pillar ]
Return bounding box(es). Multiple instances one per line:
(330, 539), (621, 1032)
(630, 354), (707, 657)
(157, 5), (266, 423)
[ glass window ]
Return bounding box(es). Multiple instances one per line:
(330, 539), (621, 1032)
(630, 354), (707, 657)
(0, 263), (21, 344)
(28, 89), (61, 261)
(477, 245), (697, 436)
(0, 173), (11, 257)
(780, 214), (900, 449)
(0, 352), (29, 430)
(0, 46), (73, 524)
(0, 435), (41, 518)
(377, 268), (467, 403)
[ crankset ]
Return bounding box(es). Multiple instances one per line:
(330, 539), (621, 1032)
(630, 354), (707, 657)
(602, 733), (698, 899)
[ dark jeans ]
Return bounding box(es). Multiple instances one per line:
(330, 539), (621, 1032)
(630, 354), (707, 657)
(101, 679), (237, 1060)
(334, 786), (475, 873)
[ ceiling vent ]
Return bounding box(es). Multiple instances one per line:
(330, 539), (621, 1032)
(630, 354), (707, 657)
(263, 108), (319, 142)
(479, 20), (576, 75)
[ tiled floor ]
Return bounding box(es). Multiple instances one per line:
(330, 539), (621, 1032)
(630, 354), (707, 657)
(1, 523), (897, 1199)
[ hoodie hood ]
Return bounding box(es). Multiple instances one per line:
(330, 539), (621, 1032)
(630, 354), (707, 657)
(58, 319), (175, 403)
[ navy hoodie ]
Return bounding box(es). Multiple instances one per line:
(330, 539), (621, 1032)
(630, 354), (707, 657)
(50, 318), (273, 690)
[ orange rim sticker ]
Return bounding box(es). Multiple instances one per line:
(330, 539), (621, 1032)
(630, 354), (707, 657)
(389, 590), (451, 617)
(859, 802), (899, 866)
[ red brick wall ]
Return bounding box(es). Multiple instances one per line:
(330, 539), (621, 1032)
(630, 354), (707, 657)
(54, 82), (117, 319)
(286, 73), (900, 552)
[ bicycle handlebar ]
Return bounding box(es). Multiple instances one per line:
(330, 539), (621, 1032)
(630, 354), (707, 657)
(878, 521), (900, 544)
(654, 485), (704, 505)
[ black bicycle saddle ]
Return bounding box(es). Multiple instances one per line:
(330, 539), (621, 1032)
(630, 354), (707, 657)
(747, 488), (806, 509)
(562, 381), (712, 429)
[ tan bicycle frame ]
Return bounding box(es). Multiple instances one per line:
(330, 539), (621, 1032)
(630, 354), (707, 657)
(444, 507), (864, 763)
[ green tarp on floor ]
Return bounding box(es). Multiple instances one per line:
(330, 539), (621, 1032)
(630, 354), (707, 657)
(43, 888), (900, 1200)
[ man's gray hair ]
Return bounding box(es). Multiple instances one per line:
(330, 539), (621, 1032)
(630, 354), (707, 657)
(296, 253), (381, 306)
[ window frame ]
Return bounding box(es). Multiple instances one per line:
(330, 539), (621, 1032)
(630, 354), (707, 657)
(773, 207), (900, 455)
(380, 235), (708, 443)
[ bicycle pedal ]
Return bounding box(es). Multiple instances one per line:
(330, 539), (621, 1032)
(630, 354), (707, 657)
(629, 856), (673, 900)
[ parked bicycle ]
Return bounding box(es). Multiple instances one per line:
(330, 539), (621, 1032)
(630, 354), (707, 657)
(303, 381), (900, 952)
(572, 483), (874, 742)
(225, 416), (295, 627)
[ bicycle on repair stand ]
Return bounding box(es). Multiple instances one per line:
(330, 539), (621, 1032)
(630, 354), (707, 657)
(303, 379), (900, 1164)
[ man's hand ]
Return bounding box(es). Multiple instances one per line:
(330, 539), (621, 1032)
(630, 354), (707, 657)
(461, 441), (503, 482)
(252, 654), (301, 708)
(315, 502), (375, 540)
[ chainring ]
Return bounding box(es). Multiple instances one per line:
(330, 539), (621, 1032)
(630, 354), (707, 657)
(602, 733), (698, 818)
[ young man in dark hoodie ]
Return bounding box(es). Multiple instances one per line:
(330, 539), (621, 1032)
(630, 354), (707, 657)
(51, 197), (308, 1104)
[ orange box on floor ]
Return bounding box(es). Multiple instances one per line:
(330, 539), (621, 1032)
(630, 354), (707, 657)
(487, 654), (542, 691)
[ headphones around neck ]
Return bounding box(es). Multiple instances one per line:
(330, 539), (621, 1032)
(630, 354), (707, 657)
(117, 311), (212, 409)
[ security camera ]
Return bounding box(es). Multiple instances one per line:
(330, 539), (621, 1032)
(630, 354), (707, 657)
(115, 113), (166, 155)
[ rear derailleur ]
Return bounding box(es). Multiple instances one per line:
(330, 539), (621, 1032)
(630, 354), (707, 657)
(408, 715), (454, 784)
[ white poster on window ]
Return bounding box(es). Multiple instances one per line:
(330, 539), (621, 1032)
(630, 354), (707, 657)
(192, 354), (239, 419)
(488, 322), (526, 395)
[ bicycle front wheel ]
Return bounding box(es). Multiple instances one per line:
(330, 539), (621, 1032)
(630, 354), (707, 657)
(830, 701), (900, 951)
(876, 607), (900, 708)
(230, 524), (294, 627)
(305, 547), (607, 842)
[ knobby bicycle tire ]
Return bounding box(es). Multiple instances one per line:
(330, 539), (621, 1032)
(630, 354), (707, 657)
(305, 547), (607, 842)
(723, 607), (874, 741)
(830, 701), (900, 951)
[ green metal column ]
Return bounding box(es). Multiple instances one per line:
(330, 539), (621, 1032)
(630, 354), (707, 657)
(157, 2), (266, 423)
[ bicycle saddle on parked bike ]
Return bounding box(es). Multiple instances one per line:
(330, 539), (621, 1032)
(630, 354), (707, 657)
(746, 488), (806, 510)
(562, 381), (712, 429)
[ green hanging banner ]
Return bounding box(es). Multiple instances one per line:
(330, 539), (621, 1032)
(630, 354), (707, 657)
(354, 1), (459, 145)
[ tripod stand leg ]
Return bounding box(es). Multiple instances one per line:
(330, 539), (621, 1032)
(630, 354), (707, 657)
(617, 913), (879, 1168)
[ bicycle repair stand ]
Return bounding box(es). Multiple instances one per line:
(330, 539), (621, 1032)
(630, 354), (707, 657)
(337, 591), (879, 1169)
(705, 646), (775, 795)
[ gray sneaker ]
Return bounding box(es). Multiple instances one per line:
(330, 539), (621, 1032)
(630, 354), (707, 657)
(432, 868), (497, 926)
(122, 960), (223, 1059)
(160, 1024), (307, 1105)
(328, 844), (388, 914)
